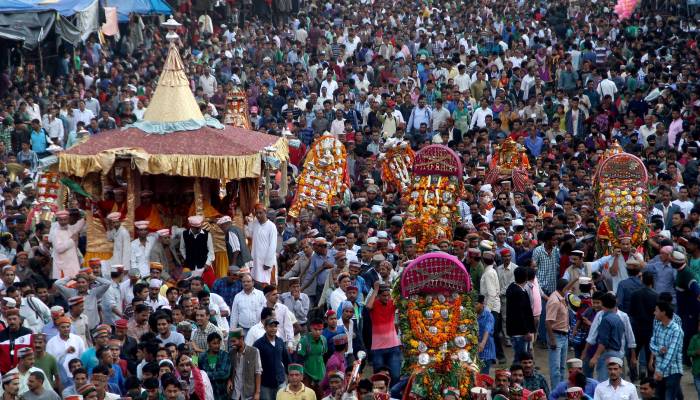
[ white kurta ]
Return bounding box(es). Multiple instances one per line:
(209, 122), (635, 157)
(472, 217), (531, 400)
(130, 234), (157, 276)
(49, 219), (85, 279)
(46, 333), (86, 377)
(108, 226), (132, 269)
(245, 219), (278, 284)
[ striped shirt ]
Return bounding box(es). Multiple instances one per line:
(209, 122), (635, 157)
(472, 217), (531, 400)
(650, 319), (684, 377)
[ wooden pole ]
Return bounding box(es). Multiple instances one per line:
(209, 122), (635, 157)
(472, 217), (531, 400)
(279, 160), (288, 198)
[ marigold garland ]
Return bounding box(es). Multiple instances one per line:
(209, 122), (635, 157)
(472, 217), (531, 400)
(395, 286), (480, 400)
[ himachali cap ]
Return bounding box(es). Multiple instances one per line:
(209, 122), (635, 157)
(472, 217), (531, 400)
(499, 248), (511, 256)
(55, 210), (70, 218)
(78, 383), (97, 396)
(150, 279), (163, 289)
(150, 262), (163, 271)
(528, 389), (546, 400)
(567, 358), (583, 368)
(671, 251), (686, 264)
(229, 328), (243, 339)
(570, 250), (584, 257)
(2, 373), (18, 384)
(566, 387), (584, 395)
(607, 356), (624, 367)
(129, 268), (141, 277)
(578, 277), (592, 285)
(111, 264), (124, 273)
(68, 296), (85, 306)
(188, 216), (204, 227)
(216, 215), (232, 225)
(54, 316), (71, 326)
(50, 306), (64, 317)
(495, 369), (511, 378)
(288, 364), (304, 374)
(64, 397), (81, 400)
(283, 237), (298, 246)
(134, 220), (150, 230)
(78, 267), (93, 275)
(328, 371), (344, 381)
(115, 319), (129, 329)
(17, 347), (33, 358)
(325, 310), (336, 317)
(3, 297), (17, 308)
(107, 212), (121, 221)
(156, 229), (171, 237)
(332, 333), (348, 345)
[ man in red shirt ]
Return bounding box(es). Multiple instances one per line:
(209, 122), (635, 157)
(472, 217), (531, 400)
(365, 281), (401, 384)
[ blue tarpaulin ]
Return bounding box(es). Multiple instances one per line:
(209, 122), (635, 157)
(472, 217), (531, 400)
(0, 0), (97, 16)
(116, 0), (172, 22)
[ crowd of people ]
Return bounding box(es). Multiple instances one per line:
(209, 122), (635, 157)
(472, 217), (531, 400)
(0, 0), (700, 399)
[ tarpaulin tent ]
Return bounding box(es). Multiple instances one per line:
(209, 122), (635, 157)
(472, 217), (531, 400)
(0, 10), (55, 49)
(0, 0), (98, 47)
(3, 0), (97, 16)
(115, 0), (172, 22)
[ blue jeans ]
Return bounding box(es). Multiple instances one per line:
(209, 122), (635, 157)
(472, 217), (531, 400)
(694, 376), (700, 400)
(538, 297), (548, 344)
(511, 335), (529, 364)
(548, 332), (568, 389)
(371, 346), (402, 384)
(659, 373), (683, 400)
(596, 350), (624, 381)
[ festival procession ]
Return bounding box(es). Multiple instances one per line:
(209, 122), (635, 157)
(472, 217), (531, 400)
(0, 0), (698, 399)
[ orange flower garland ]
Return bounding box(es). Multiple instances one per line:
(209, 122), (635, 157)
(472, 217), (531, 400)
(407, 297), (462, 348)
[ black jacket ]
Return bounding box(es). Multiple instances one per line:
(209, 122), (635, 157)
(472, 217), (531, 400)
(505, 282), (535, 337)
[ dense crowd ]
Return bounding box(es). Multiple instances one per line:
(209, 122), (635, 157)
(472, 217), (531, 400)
(0, 0), (700, 399)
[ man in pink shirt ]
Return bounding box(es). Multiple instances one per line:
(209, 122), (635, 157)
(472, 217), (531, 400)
(365, 281), (401, 384)
(668, 108), (684, 148)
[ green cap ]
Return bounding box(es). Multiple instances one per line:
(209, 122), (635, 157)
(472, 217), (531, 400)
(228, 328), (243, 339)
(288, 363), (304, 374)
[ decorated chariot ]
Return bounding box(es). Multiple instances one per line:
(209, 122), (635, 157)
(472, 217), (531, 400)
(484, 137), (531, 194)
(380, 139), (415, 193)
(289, 134), (349, 217)
(401, 145), (462, 253)
(593, 143), (650, 254)
(396, 253), (480, 399)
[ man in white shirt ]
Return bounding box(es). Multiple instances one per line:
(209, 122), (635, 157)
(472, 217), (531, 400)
(592, 357), (638, 400)
(42, 108), (65, 147)
(106, 212), (131, 271)
(320, 74), (338, 97)
(130, 221), (157, 277)
(639, 115), (658, 147)
(470, 98), (493, 129)
(230, 274), (266, 335)
(199, 67), (217, 98)
(145, 279), (168, 311)
(262, 285), (294, 346)
(73, 100), (95, 127)
(455, 64), (472, 92)
(672, 185), (694, 217)
(46, 315), (86, 379)
(84, 90), (100, 116)
(15, 289), (51, 333)
(597, 72), (618, 99)
(245, 205), (278, 286)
